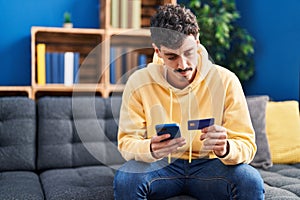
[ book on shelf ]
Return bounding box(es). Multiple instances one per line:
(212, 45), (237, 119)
(46, 52), (64, 84)
(64, 52), (74, 86)
(132, 0), (142, 28)
(45, 52), (52, 84)
(37, 43), (46, 85)
(110, 0), (141, 28)
(114, 47), (123, 84)
(73, 52), (80, 84)
(58, 53), (65, 83)
(42, 48), (80, 85)
(120, 0), (128, 28)
(110, 47), (116, 83)
(109, 47), (148, 84)
(111, 0), (119, 28)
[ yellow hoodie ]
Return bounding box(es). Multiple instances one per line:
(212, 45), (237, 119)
(118, 44), (256, 165)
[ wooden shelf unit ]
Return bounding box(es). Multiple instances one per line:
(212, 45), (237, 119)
(32, 84), (105, 99)
(0, 86), (32, 99)
(31, 26), (105, 85)
(29, 0), (176, 99)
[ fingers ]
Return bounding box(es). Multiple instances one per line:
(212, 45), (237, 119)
(201, 138), (227, 152)
(200, 125), (228, 157)
(152, 133), (171, 143)
(200, 125), (226, 139)
(151, 136), (186, 159)
(200, 131), (227, 141)
(202, 138), (227, 147)
(201, 124), (226, 134)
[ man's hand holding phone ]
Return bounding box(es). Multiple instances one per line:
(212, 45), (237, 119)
(150, 123), (186, 159)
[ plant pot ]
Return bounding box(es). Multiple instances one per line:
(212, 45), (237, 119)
(63, 23), (73, 28)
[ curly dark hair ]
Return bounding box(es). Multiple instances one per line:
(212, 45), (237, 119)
(150, 4), (199, 49)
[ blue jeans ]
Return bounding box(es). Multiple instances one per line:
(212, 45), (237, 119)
(113, 158), (264, 200)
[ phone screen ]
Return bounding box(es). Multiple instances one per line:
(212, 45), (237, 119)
(155, 123), (181, 142)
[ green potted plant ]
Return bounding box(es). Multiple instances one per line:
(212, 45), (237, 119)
(63, 12), (73, 28)
(186, 0), (255, 82)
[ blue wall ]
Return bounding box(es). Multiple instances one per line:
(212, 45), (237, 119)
(0, 0), (99, 85)
(236, 0), (300, 101)
(0, 0), (299, 101)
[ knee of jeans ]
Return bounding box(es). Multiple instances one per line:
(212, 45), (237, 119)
(233, 164), (264, 190)
(114, 169), (150, 198)
(114, 169), (147, 188)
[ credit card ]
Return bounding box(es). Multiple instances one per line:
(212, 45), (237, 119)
(188, 118), (215, 130)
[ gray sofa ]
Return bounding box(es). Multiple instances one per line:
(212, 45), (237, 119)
(0, 96), (299, 200)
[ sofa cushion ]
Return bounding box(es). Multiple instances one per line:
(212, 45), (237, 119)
(0, 171), (44, 199)
(258, 164), (300, 199)
(37, 96), (125, 170)
(0, 97), (36, 171)
(40, 166), (115, 200)
(246, 95), (272, 169)
(266, 100), (300, 164)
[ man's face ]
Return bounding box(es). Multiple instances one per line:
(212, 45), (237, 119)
(156, 35), (199, 85)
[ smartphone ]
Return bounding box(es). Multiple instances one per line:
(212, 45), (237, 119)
(155, 123), (181, 142)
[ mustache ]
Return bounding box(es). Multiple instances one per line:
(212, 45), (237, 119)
(174, 68), (193, 73)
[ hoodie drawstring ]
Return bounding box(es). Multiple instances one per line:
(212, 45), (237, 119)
(188, 87), (192, 163)
(168, 87), (173, 163)
(169, 87), (173, 122)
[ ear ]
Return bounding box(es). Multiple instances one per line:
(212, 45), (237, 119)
(196, 33), (200, 46)
(152, 43), (162, 58)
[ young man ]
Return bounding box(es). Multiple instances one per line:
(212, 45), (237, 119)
(114, 4), (264, 200)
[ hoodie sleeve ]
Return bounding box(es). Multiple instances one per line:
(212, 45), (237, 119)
(217, 72), (257, 165)
(117, 78), (160, 163)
